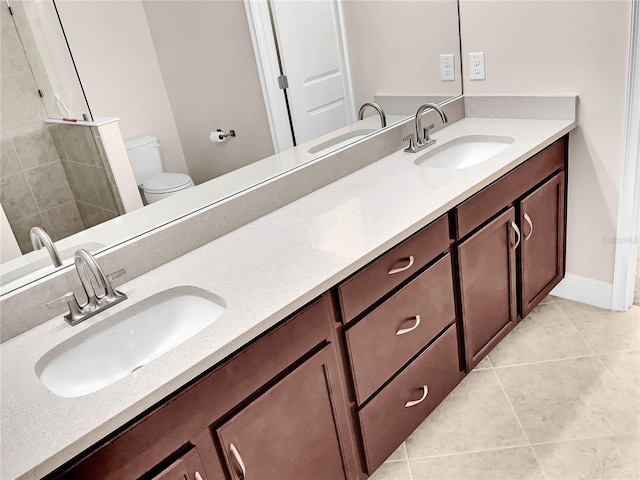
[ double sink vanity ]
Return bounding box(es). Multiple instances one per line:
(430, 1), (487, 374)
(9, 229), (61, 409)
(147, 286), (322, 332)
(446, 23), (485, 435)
(1, 97), (577, 480)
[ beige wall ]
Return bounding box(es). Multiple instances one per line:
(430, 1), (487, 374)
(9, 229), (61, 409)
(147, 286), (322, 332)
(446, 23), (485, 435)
(55, 0), (188, 177)
(342, 0), (462, 111)
(459, 0), (631, 285)
(143, 0), (274, 184)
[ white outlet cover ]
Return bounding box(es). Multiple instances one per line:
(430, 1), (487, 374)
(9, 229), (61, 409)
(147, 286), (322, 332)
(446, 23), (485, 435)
(440, 54), (455, 81)
(469, 52), (486, 80)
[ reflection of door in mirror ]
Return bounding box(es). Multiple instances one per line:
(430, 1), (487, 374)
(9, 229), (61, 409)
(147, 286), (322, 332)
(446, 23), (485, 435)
(268, 0), (354, 146)
(0, 2), (125, 260)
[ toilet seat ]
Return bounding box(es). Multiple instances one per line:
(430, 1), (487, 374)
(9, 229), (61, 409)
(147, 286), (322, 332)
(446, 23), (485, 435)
(142, 172), (194, 203)
(143, 173), (194, 194)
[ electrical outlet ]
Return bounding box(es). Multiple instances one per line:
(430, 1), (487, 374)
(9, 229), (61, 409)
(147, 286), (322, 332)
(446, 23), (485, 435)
(469, 52), (486, 80)
(440, 54), (455, 81)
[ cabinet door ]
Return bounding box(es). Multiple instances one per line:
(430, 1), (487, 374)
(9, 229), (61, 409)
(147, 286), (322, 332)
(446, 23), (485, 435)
(458, 208), (518, 370)
(519, 172), (565, 317)
(150, 448), (207, 480)
(216, 345), (349, 480)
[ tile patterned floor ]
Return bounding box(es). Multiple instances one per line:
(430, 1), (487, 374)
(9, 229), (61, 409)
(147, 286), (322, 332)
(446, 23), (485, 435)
(370, 296), (640, 480)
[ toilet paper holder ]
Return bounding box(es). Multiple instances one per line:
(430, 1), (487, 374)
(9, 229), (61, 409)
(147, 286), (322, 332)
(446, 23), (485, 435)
(210, 129), (236, 142)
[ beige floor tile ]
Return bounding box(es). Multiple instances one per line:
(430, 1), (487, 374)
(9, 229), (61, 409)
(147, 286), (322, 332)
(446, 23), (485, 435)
(600, 350), (640, 396)
(404, 370), (527, 458)
(409, 447), (544, 480)
(386, 443), (408, 462)
(489, 302), (593, 367)
(369, 460), (412, 480)
(474, 355), (492, 370)
(533, 434), (640, 480)
(540, 295), (558, 304)
(496, 356), (638, 444)
(556, 300), (640, 354)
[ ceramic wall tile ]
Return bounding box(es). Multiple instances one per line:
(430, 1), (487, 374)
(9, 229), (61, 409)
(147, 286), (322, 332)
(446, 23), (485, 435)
(25, 162), (75, 209)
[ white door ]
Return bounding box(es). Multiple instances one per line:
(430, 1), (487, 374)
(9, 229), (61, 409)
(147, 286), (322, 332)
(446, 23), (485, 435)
(270, 0), (353, 144)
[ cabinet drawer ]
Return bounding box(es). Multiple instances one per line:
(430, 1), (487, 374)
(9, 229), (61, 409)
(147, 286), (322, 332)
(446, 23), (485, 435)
(358, 325), (462, 473)
(456, 136), (567, 238)
(338, 214), (450, 323)
(346, 254), (455, 404)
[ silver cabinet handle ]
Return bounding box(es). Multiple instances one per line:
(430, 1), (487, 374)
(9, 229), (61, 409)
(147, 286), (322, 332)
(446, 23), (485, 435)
(405, 385), (429, 408)
(229, 443), (246, 480)
(396, 315), (421, 336)
(509, 221), (521, 250)
(194, 472), (204, 480)
(523, 213), (534, 240)
(388, 255), (415, 275)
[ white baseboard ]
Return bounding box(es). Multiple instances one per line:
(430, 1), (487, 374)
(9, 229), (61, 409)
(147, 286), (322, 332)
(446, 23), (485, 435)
(550, 273), (614, 310)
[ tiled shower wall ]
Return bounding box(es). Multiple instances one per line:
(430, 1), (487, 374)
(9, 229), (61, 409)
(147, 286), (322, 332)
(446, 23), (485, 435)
(0, 5), (123, 254)
(0, 5), (83, 254)
(50, 124), (124, 227)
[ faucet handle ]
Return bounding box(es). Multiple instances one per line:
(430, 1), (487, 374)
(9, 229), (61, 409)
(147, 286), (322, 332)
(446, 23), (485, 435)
(47, 292), (77, 309)
(106, 268), (126, 283)
(422, 124), (436, 143)
(403, 133), (418, 153)
(48, 292), (85, 326)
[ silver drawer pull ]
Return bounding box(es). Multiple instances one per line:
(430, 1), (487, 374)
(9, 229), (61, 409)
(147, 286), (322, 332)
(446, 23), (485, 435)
(523, 213), (534, 240)
(388, 255), (415, 275)
(405, 385), (429, 408)
(230, 443), (246, 479)
(396, 315), (421, 335)
(509, 221), (521, 250)
(195, 472), (204, 480)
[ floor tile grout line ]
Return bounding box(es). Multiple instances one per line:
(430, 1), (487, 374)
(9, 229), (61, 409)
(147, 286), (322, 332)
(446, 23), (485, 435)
(402, 442), (531, 461)
(404, 443), (414, 480)
(554, 303), (635, 388)
(489, 367), (548, 480)
(528, 430), (640, 448)
(490, 352), (597, 370)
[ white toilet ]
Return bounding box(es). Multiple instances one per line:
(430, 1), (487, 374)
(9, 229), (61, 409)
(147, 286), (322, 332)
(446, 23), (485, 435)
(124, 136), (195, 204)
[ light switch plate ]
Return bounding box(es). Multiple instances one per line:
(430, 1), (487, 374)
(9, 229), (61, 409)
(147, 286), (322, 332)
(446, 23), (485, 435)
(469, 52), (486, 80)
(440, 54), (455, 81)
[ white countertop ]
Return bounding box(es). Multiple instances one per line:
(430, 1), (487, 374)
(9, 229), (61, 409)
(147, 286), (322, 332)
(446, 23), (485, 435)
(0, 117), (576, 479)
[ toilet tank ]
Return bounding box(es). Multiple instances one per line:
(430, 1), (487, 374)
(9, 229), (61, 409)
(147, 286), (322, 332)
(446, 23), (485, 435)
(124, 136), (164, 186)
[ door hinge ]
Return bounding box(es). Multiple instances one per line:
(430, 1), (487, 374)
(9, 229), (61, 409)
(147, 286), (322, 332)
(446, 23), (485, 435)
(277, 75), (289, 90)
(37, 89), (44, 98)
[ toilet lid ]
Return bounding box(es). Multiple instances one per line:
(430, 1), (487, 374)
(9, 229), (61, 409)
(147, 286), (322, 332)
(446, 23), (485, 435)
(143, 173), (194, 193)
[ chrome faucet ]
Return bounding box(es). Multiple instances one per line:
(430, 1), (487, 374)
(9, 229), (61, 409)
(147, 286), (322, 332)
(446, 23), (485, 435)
(404, 103), (448, 153)
(358, 102), (387, 128)
(47, 249), (127, 326)
(30, 226), (62, 268)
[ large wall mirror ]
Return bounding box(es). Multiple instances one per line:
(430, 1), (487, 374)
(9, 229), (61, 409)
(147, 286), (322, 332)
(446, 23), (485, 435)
(0, 0), (463, 294)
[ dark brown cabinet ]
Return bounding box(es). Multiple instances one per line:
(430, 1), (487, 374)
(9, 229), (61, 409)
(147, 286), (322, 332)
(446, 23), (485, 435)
(458, 208), (519, 370)
(44, 136), (568, 480)
(217, 345), (349, 480)
(358, 325), (462, 473)
(150, 448), (207, 480)
(519, 172), (565, 316)
(345, 254), (456, 404)
(456, 137), (567, 370)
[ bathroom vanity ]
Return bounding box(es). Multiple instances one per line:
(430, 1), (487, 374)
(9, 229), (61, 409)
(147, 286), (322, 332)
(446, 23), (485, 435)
(0, 106), (577, 480)
(39, 135), (568, 480)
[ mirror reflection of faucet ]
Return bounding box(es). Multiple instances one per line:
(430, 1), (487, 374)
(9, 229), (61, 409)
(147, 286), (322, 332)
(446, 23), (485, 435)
(30, 227), (62, 268)
(358, 102), (387, 128)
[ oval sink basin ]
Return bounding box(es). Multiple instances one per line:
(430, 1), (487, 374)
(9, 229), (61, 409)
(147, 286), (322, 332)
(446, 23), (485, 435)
(414, 135), (514, 169)
(36, 286), (226, 398)
(308, 128), (377, 155)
